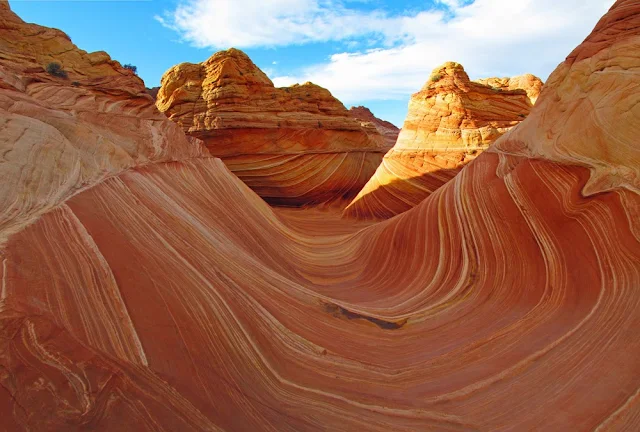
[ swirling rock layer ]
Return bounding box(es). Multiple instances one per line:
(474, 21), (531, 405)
(344, 63), (542, 219)
(491, 2), (640, 196)
(157, 49), (387, 206)
(0, 0), (207, 245)
(2, 0), (640, 431)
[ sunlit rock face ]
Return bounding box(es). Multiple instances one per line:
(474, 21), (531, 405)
(475, 73), (543, 104)
(395, 62), (541, 153)
(2, 0), (640, 431)
(156, 48), (387, 206)
(349, 105), (400, 147)
(344, 62), (543, 220)
(0, 0), (207, 245)
(490, 1), (640, 197)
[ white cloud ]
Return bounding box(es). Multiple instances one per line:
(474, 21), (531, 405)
(159, 0), (615, 105)
(156, 0), (418, 48)
(273, 0), (615, 102)
(435, 0), (471, 8)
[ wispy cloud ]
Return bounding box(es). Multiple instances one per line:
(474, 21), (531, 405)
(155, 0), (419, 48)
(158, 0), (615, 104)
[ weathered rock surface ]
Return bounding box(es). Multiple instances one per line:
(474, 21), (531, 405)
(490, 4), (640, 196)
(344, 63), (543, 219)
(157, 49), (387, 206)
(146, 86), (160, 99)
(0, 0), (207, 245)
(475, 73), (543, 104)
(395, 62), (540, 152)
(349, 105), (400, 147)
(2, 1), (640, 431)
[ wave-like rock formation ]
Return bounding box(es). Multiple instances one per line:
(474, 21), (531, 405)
(491, 14), (640, 197)
(156, 49), (387, 206)
(344, 63), (543, 219)
(349, 105), (400, 147)
(0, 0), (207, 245)
(2, 0), (640, 430)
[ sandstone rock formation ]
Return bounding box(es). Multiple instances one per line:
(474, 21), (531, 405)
(490, 9), (640, 196)
(344, 62), (543, 219)
(396, 62), (540, 152)
(476, 73), (543, 104)
(156, 49), (387, 206)
(349, 105), (400, 147)
(146, 86), (160, 99)
(0, 0), (207, 245)
(2, 0), (640, 431)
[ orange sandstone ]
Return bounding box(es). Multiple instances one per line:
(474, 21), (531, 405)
(157, 49), (387, 206)
(349, 105), (400, 147)
(0, 0), (207, 245)
(1, 0), (640, 431)
(344, 62), (542, 219)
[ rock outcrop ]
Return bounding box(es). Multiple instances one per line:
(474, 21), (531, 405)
(2, 0), (640, 431)
(0, 0), (207, 245)
(394, 62), (540, 152)
(146, 86), (160, 99)
(344, 63), (543, 219)
(156, 49), (387, 206)
(349, 105), (400, 147)
(490, 6), (640, 196)
(475, 73), (543, 104)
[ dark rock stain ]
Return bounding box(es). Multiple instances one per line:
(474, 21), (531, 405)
(323, 303), (407, 330)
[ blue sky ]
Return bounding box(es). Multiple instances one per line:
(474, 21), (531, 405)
(12, 0), (614, 126)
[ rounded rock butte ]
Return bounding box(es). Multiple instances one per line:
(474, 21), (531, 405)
(344, 61), (543, 220)
(156, 48), (389, 207)
(1, 0), (640, 431)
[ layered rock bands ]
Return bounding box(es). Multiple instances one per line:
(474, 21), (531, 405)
(156, 49), (389, 206)
(1, 0), (640, 431)
(344, 63), (543, 219)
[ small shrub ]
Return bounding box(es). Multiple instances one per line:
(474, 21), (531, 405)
(518, 113), (526, 118)
(123, 64), (138, 74)
(46, 62), (67, 79)
(430, 73), (442, 82)
(71, 81), (80, 87)
(318, 121), (323, 128)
